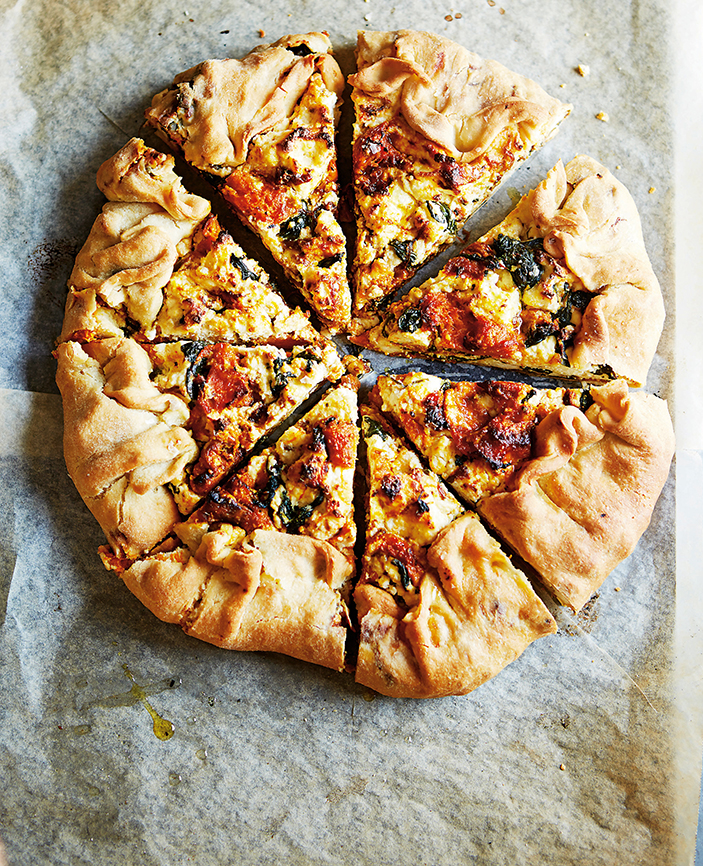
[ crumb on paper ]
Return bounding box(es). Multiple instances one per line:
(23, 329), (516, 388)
(614, 586), (621, 591)
(446, 14), (454, 21)
(577, 64), (590, 77)
(487, 0), (496, 5)
(500, 7), (505, 13)
(560, 763), (566, 771)
(365, 14), (372, 21)
(615, 165), (622, 170)
(455, 11), (462, 17)
(596, 111), (609, 122)
(258, 29), (265, 38)
(560, 83), (566, 88)
(649, 187), (656, 194)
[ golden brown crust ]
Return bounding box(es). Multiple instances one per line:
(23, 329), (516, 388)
(146, 33), (342, 173)
(351, 30), (570, 160)
(118, 528), (351, 671)
(55, 339), (198, 558)
(478, 380), (675, 611)
(526, 156), (665, 386)
(355, 513), (556, 698)
(61, 139), (211, 341)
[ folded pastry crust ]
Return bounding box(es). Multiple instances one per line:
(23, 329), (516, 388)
(146, 33), (351, 332)
(55, 338), (198, 558)
(61, 139), (319, 347)
(353, 155), (665, 387)
(478, 379), (675, 611)
(527, 156), (665, 386)
(351, 30), (569, 161)
(119, 528), (352, 671)
(354, 406), (555, 698)
(349, 29), (571, 319)
(356, 513), (556, 698)
(62, 139), (211, 342)
(147, 33), (343, 173)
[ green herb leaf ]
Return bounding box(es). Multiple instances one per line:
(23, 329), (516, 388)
(280, 207), (311, 241)
(426, 200), (457, 233)
(363, 417), (388, 440)
(397, 307), (423, 333)
(492, 234), (544, 291)
(389, 239), (416, 266)
(230, 253), (259, 282)
(392, 558), (412, 591)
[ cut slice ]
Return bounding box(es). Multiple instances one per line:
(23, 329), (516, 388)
(348, 29), (571, 325)
(373, 372), (675, 612)
(145, 339), (345, 509)
(55, 338), (198, 559)
(372, 371), (588, 505)
(101, 377), (361, 672)
(355, 404), (556, 698)
(55, 335), (344, 560)
(146, 33), (352, 332)
(109, 526), (353, 672)
(60, 138), (319, 347)
(353, 155), (665, 387)
(180, 375), (360, 563)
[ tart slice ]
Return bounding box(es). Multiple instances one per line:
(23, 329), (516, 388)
(146, 33), (352, 332)
(349, 29), (571, 325)
(353, 155), (665, 387)
(355, 405), (556, 698)
(101, 377), (361, 672)
(145, 338), (345, 509)
(372, 371), (587, 505)
(55, 335), (344, 558)
(180, 375), (360, 563)
(373, 372), (675, 612)
(60, 138), (319, 347)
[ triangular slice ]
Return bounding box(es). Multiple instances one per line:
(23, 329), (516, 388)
(55, 336), (344, 559)
(373, 372), (675, 612)
(180, 375), (360, 562)
(146, 33), (352, 332)
(353, 155), (665, 387)
(101, 378), (361, 672)
(145, 338), (345, 508)
(355, 404), (556, 698)
(348, 29), (571, 325)
(60, 138), (319, 347)
(372, 372), (587, 505)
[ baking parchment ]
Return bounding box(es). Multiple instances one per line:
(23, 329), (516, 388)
(1, 0), (702, 864)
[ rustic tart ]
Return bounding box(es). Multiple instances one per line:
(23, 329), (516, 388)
(56, 31), (674, 699)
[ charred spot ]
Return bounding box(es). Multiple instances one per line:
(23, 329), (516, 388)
(416, 499), (430, 515)
(355, 125), (410, 196)
(275, 166), (313, 185)
(434, 154), (466, 191)
(423, 392), (449, 430)
(380, 474), (402, 500)
(471, 410), (535, 470)
(357, 167), (391, 197)
(311, 425), (327, 452)
(444, 255), (491, 280)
